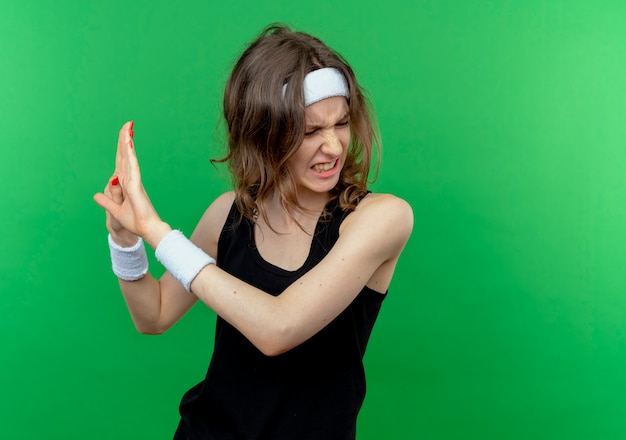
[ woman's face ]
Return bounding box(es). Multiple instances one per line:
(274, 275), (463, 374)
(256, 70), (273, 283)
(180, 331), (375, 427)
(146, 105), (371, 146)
(286, 96), (350, 200)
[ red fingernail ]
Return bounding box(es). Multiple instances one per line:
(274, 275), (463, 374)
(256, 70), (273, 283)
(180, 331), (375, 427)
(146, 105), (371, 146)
(129, 121), (134, 138)
(111, 176), (119, 186)
(129, 139), (134, 149)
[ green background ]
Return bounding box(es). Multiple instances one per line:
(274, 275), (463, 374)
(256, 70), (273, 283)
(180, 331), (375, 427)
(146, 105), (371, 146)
(2, 0), (626, 438)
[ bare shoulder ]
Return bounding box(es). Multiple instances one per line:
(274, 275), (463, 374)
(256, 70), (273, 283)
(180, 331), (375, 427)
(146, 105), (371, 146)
(357, 193), (412, 216)
(190, 191), (236, 255)
(339, 193), (414, 257)
(343, 193), (413, 232)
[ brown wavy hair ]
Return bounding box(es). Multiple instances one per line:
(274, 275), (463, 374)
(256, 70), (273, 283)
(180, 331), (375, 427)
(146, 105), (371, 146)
(214, 24), (380, 226)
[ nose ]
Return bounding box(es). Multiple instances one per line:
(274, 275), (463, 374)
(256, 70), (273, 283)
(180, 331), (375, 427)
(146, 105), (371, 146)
(320, 128), (343, 157)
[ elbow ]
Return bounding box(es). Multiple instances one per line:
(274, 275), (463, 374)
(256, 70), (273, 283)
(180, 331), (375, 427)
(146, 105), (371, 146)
(134, 321), (167, 336)
(138, 327), (166, 336)
(258, 343), (290, 358)
(253, 324), (299, 357)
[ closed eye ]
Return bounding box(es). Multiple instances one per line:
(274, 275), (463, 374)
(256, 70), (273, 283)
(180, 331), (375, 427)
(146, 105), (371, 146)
(304, 115), (350, 137)
(304, 128), (318, 137)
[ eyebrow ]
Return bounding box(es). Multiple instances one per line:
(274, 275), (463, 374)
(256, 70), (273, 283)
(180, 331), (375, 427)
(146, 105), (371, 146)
(305, 111), (350, 130)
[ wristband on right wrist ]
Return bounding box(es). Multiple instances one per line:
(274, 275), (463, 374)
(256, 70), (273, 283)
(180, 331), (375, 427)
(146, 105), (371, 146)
(155, 229), (216, 292)
(108, 234), (149, 281)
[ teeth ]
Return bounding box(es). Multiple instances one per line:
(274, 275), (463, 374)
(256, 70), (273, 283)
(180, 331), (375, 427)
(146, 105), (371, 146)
(313, 160), (335, 172)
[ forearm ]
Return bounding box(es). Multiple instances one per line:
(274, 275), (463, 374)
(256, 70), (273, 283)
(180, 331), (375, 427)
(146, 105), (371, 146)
(154, 229), (376, 356)
(190, 265), (289, 355)
(188, 260), (369, 357)
(118, 273), (164, 334)
(142, 195), (411, 354)
(108, 227), (190, 334)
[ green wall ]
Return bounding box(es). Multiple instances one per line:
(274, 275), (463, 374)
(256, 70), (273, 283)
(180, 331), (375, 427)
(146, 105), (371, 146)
(2, 1), (626, 438)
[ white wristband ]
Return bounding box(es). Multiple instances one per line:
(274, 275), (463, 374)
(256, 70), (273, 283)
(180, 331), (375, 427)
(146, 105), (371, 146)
(155, 230), (216, 292)
(108, 234), (149, 281)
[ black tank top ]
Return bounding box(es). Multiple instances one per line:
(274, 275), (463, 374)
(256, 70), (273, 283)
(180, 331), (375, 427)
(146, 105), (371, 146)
(174, 196), (386, 439)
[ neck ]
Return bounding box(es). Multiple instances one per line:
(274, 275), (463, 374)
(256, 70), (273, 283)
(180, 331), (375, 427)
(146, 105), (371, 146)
(260, 189), (331, 234)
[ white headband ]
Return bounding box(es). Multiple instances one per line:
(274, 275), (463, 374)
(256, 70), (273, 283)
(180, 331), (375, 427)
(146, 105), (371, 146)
(283, 67), (350, 106)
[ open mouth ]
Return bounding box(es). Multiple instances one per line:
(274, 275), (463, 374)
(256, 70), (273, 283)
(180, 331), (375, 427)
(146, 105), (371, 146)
(312, 159), (337, 173)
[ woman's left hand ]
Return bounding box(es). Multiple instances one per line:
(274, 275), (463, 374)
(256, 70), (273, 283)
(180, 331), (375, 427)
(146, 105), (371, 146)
(94, 121), (171, 249)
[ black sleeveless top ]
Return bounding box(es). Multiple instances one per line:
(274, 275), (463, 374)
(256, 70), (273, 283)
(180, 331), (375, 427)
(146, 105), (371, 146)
(174, 197), (386, 439)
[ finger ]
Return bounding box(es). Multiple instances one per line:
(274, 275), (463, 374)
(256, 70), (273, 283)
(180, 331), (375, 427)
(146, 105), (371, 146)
(101, 179), (125, 228)
(116, 121), (134, 177)
(103, 175), (123, 197)
(123, 137), (143, 193)
(108, 175), (125, 203)
(93, 192), (120, 216)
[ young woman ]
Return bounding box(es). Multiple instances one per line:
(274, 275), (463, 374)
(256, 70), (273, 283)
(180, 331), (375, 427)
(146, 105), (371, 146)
(94, 24), (413, 439)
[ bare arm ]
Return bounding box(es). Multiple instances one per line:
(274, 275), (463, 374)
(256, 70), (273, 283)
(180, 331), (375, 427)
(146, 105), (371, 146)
(95, 122), (413, 354)
(189, 193), (413, 355)
(94, 122), (234, 334)
(115, 192), (235, 334)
